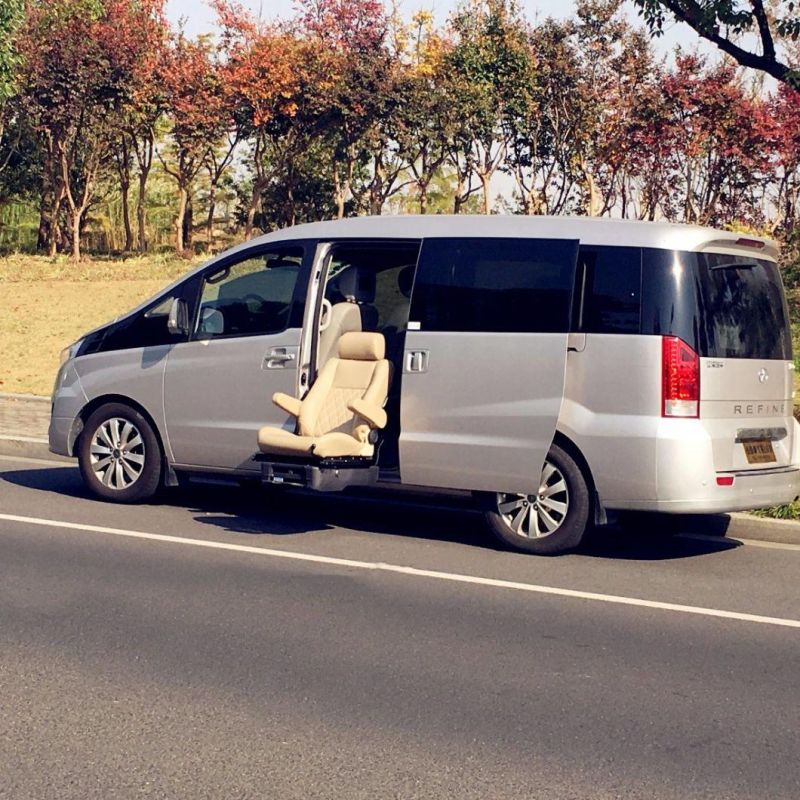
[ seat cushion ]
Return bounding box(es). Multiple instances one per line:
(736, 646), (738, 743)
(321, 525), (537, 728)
(312, 432), (373, 459)
(258, 427), (373, 460)
(257, 427), (316, 456)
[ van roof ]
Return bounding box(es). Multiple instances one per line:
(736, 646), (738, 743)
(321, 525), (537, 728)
(244, 215), (779, 260)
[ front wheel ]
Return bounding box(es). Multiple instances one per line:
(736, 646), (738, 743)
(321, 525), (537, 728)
(78, 403), (163, 503)
(481, 444), (590, 555)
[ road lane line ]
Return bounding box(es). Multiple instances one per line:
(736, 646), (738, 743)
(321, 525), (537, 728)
(2, 512), (800, 629)
(0, 434), (49, 443)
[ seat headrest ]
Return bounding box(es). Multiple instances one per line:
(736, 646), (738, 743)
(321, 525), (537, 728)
(338, 332), (385, 361)
(331, 267), (376, 304)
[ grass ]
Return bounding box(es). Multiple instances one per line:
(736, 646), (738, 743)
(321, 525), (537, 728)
(0, 253), (205, 396)
(752, 501), (800, 521)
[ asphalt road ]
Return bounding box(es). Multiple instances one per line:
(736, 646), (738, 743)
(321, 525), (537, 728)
(1, 454), (799, 800)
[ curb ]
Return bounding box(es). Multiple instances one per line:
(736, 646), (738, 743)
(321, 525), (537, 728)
(0, 435), (72, 463)
(0, 392), (50, 402)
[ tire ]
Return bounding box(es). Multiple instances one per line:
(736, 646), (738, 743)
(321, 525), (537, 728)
(78, 402), (163, 503)
(481, 443), (591, 555)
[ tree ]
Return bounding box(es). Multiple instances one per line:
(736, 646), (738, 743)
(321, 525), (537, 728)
(0, 0), (25, 200)
(446, 0), (533, 214)
(213, 1), (305, 236)
(659, 55), (775, 226)
(118, 0), (169, 251)
(18, 0), (166, 260)
(160, 33), (230, 253)
(296, 0), (395, 219)
(633, 0), (799, 87)
(390, 11), (452, 214)
(770, 85), (800, 232)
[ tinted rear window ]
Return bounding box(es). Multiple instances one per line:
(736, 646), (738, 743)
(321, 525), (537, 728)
(577, 246), (641, 334)
(641, 250), (792, 360)
(410, 238), (578, 333)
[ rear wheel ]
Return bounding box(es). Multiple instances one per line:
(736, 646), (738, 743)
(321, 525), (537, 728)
(78, 403), (162, 503)
(482, 443), (590, 555)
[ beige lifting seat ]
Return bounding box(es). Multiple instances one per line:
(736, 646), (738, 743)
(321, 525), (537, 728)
(257, 332), (390, 460)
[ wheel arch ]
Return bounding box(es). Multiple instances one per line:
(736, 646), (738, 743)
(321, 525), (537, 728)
(552, 430), (606, 526)
(74, 394), (168, 463)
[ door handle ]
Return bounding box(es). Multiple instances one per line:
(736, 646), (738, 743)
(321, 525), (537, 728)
(263, 348), (297, 369)
(404, 350), (429, 374)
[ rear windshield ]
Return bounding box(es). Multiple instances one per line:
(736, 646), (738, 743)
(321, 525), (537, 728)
(641, 250), (792, 360)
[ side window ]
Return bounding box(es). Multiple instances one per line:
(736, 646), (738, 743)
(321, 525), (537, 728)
(409, 238), (578, 333)
(196, 246), (306, 339)
(98, 289), (190, 352)
(578, 246), (641, 334)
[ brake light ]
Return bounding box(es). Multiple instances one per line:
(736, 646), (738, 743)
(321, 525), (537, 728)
(662, 336), (700, 418)
(735, 237), (766, 249)
(716, 476), (735, 487)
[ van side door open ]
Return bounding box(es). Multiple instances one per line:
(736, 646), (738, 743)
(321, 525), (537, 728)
(399, 237), (579, 494)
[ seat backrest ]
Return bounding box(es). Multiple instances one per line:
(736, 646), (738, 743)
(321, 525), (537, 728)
(317, 302), (362, 367)
(298, 332), (390, 442)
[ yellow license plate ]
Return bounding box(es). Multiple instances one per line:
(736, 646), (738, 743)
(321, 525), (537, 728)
(743, 439), (776, 464)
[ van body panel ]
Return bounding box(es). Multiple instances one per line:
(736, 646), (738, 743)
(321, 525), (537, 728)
(559, 334), (662, 504)
(164, 332), (302, 471)
(400, 331), (569, 494)
(71, 346), (170, 453)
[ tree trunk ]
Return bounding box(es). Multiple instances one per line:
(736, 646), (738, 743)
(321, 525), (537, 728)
(71, 208), (82, 263)
(245, 177), (269, 239)
(479, 173), (491, 215)
(120, 179), (133, 252)
(418, 181), (429, 214)
(137, 167), (148, 252)
(206, 178), (216, 251)
(48, 186), (63, 258)
(175, 185), (187, 254)
(183, 193), (193, 251)
(36, 186), (50, 253)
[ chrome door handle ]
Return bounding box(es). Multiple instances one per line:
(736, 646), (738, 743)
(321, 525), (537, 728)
(263, 349), (297, 369)
(404, 350), (429, 374)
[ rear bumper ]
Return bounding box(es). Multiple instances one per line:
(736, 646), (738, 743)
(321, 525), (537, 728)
(617, 465), (800, 513)
(602, 416), (800, 513)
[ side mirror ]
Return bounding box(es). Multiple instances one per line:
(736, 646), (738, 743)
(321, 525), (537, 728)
(167, 297), (189, 336)
(198, 306), (225, 336)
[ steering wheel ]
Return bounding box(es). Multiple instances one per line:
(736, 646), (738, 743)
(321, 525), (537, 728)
(242, 293), (264, 313)
(319, 298), (333, 332)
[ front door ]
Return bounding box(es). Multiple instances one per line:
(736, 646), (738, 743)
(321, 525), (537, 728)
(399, 237), (579, 494)
(164, 242), (313, 471)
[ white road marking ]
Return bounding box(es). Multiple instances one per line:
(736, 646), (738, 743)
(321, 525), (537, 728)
(0, 434), (49, 443)
(1, 512), (799, 630)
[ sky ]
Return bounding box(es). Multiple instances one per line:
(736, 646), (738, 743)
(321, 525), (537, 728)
(165, 0), (702, 57)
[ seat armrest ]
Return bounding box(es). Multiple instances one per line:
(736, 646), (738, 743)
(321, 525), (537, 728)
(273, 392), (302, 418)
(348, 398), (387, 429)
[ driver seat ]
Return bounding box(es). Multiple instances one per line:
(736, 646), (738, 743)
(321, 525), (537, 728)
(257, 332), (390, 460)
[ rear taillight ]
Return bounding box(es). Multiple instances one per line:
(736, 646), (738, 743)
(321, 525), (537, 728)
(662, 336), (700, 418)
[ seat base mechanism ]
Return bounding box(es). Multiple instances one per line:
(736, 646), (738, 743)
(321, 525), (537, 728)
(256, 455), (380, 493)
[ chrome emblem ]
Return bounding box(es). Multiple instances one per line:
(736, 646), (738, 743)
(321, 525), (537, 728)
(758, 368), (769, 383)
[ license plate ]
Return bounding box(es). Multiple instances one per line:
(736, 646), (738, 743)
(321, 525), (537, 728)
(743, 439), (777, 464)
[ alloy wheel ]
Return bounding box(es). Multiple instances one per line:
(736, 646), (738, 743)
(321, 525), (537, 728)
(89, 417), (146, 491)
(496, 460), (569, 539)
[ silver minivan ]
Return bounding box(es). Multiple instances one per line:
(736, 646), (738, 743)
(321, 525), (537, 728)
(50, 216), (800, 554)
